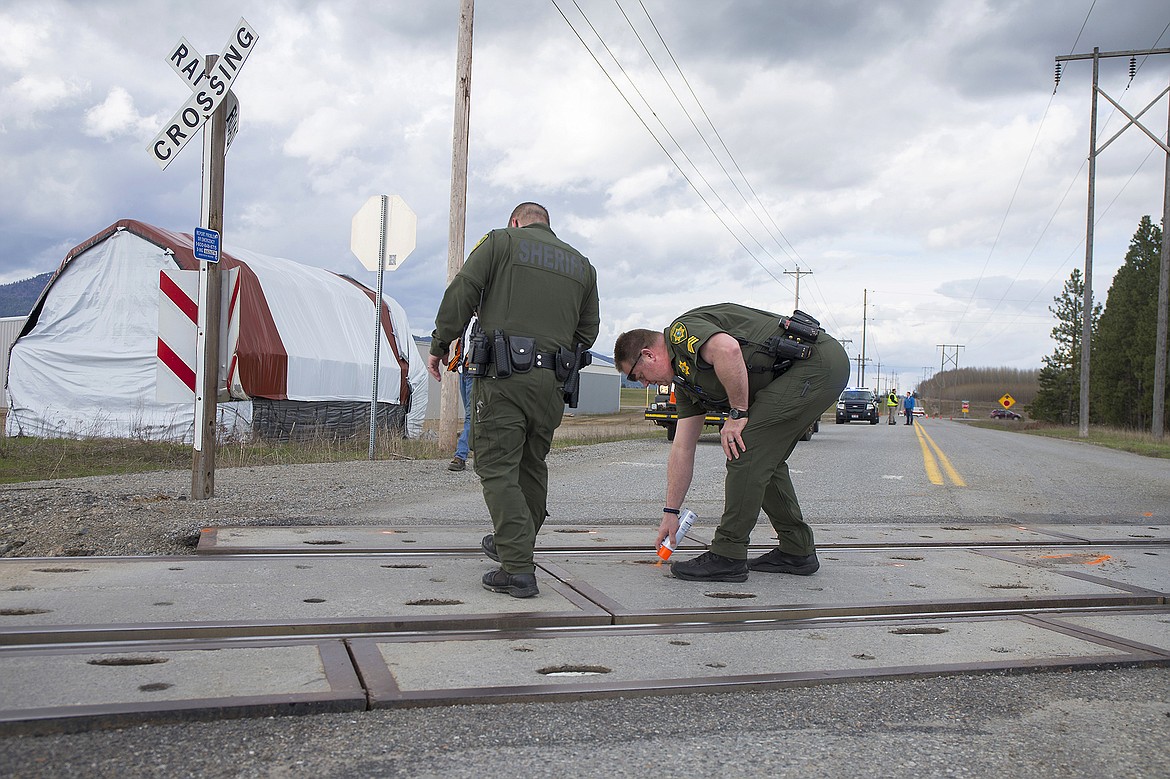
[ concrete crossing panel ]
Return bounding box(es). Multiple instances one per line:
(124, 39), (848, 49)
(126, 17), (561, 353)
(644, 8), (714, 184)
(539, 548), (1163, 624)
(351, 615), (1163, 708)
(0, 555), (609, 645)
(0, 639), (364, 734)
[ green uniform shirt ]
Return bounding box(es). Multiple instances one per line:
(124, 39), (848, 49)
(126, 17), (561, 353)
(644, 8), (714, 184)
(430, 223), (600, 356)
(665, 303), (801, 419)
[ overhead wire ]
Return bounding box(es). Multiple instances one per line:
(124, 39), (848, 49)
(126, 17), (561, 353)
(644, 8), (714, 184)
(549, 0), (793, 290)
(964, 16), (1170, 348)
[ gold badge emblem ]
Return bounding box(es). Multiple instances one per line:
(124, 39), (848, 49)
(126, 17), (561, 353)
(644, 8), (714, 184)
(670, 322), (687, 344)
(678, 360), (691, 377)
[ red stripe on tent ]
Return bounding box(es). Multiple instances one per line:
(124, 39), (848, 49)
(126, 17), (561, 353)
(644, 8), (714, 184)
(157, 338), (196, 392)
(160, 270), (198, 324)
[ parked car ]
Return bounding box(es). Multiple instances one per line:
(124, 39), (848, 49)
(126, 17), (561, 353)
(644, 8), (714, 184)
(990, 408), (1023, 420)
(912, 406), (926, 418)
(835, 388), (880, 424)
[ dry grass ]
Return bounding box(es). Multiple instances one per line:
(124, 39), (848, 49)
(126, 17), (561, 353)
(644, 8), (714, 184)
(0, 409), (664, 484)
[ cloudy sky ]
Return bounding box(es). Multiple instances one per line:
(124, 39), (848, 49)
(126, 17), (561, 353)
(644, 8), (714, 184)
(2, 0), (1169, 391)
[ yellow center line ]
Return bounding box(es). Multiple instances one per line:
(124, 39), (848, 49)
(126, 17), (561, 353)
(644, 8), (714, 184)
(913, 422), (967, 487)
(912, 422), (944, 485)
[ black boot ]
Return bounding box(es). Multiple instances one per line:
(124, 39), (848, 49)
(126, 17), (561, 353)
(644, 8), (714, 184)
(481, 568), (538, 598)
(481, 534), (500, 562)
(670, 551), (749, 582)
(748, 548), (820, 575)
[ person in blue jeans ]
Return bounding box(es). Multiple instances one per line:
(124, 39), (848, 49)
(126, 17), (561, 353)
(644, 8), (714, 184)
(449, 370), (474, 471)
(904, 391), (916, 425)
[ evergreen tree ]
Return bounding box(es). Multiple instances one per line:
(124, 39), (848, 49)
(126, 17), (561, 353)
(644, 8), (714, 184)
(1091, 215), (1166, 430)
(1027, 267), (1099, 424)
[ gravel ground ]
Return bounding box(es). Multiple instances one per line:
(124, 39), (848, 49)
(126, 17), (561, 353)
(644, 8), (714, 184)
(0, 459), (471, 559)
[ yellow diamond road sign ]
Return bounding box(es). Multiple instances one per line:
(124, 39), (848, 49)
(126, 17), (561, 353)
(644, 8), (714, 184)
(999, 394), (1015, 409)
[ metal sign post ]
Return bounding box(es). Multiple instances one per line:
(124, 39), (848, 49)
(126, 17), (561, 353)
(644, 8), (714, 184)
(148, 18), (259, 499)
(351, 195), (417, 459)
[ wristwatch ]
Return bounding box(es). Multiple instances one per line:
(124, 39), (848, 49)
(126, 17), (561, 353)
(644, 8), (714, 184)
(728, 407), (748, 419)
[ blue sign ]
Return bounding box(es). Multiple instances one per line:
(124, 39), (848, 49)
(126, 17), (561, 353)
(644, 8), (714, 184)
(194, 227), (221, 263)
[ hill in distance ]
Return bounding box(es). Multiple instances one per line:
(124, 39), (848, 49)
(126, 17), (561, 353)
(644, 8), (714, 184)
(0, 273), (51, 318)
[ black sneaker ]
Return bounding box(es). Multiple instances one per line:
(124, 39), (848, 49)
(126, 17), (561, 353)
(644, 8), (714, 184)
(481, 534), (500, 562)
(670, 551), (749, 582)
(448, 457), (466, 471)
(748, 548), (820, 575)
(482, 568), (538, 598)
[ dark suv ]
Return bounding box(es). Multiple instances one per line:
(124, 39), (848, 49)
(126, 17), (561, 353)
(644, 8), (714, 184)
(835, 388), (879, 424)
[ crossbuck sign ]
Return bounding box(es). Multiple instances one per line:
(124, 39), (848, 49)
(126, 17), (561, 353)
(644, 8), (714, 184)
(147, 18), (257, 169)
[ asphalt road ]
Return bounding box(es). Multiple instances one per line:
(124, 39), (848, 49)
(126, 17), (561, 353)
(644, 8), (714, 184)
(2, 420), (1168, 778)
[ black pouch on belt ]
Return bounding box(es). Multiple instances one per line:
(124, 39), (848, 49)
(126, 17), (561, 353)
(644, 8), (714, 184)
(508, 336), (536, 373)
(492, 330), (512, 378)
(554, 347), (574, 382)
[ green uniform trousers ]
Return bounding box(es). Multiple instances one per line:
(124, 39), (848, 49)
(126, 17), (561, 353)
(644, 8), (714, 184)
(472, 369), (564, 574)
(710, 336), (851, 560)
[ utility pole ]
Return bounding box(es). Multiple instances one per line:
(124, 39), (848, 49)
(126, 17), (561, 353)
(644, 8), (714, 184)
(860, 289), (869, 387)
(1056, 45), (1170, 438)
(853, 354), (870, 388)
(784, 266), (811, 310)
(440, 0), (474, 454)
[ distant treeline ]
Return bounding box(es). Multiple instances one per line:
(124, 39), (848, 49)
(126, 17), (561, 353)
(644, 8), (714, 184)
(916, 367), (1039, 405)
(0, 273), (51, 318)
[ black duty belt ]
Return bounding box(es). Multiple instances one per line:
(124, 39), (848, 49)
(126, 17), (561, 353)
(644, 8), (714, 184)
(533, 351), (558, 370)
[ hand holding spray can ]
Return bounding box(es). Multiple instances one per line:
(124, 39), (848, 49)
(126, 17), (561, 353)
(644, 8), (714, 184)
(657, 508), (697, 560)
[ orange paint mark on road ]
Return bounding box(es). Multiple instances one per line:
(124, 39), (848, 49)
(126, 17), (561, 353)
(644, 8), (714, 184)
(1083, 554), (1112, 565)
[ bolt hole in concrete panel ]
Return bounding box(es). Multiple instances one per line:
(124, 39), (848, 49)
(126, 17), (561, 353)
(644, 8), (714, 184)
(1143, 552), (1159, 556)
(303, 598), (326, 603)
(87, 656), (170, 667)
(381, 564), (428, 569)
(889, 627), (949, 635)
(295, 565), (313, 569)
(32, 568), (87, 574)
(0, 608), (52, 616)
(400, 539), (418, 544)
(988, 584), (1032, 590)
(891, 556), (925, 561)
(167, 567), (185, 571)
(553, 529), (596, 534)
(138, 683), (174, 692)
(304, 540), (345, 546)
(704, 592), (757, 599)
(941, 526), (971, 531)
(405, 599), (463, 607)
(8, 586), (34, 591)
(152, 602), (174, 607)
(537, 665), (612, 677)
(669, 640), (691, 646)
(512, 646), (534, 652)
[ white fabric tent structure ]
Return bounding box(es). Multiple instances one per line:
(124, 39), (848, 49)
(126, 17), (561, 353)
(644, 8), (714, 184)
(6, 220), (427, 441)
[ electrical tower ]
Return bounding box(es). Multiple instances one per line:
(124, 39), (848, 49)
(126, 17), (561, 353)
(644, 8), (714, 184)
(1055, 45), (1170, 439)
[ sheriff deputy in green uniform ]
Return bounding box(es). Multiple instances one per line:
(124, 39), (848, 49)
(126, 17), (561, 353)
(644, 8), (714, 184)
(426, 202), (600, 598)
(615, 303), (849, 582)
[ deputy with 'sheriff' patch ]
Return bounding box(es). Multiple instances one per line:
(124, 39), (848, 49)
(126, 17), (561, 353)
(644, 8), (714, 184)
(426, 202), (599, 599)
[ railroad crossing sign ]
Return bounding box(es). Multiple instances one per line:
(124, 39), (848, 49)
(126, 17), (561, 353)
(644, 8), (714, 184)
(147, 18), (257, 169)
(1000, 393), (1016, 409)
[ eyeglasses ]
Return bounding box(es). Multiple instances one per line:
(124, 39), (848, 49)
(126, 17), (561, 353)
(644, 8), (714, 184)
(626, 350), (645, 383)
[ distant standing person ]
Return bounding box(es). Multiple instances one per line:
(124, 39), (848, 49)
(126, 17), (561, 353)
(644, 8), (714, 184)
(426, 202), (599, 599)
(616, 304), (849, 583)
(446, 315), (478, 472)
(904, 391), (916, 425)
(886, 389), (899, 424)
